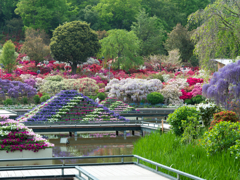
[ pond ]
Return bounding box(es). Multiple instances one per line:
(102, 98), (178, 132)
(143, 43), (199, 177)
(42, 131), (141, 165)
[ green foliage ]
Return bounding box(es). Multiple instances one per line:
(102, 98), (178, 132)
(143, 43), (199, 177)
(210, 110), (238, 130)
(165, 24), (195, 62)
(22, 97), (28, 104)
(201, 121), (240, 156)
(45, 75), (64, 81)
(50, 21), (100, 74)
(40, 95), (50, 103)
(94, 0), (142, 30)
(20, 28), (50, 65)
(189, 0), (240, 69)
(99, 29), (143, 71)
(150, 73), (164, 82)
(181, 116), (201, 144)
(97, 93), (106, 101)
(0, 40), (17, 73)
(88, 95), (97, 101)
(147, 92), (164, 105)
(167, 106), (199, 136)
(131, 9), (166, 56)
(192, 95), (205, 104)
(77, 5), (100, 30)
(33, 95), (40, 104)
(184, 99), (193, 105)
(133, 131), (240, 179)
(229, 139), (240, 160)
(15, 0), (69, 34)
(140, 99), (146, 104)
(3, 99), (13, 106)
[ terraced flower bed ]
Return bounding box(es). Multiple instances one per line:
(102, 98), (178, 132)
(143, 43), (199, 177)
(17, 90), (129, 123)
(100, 97), (138, 113)
(0, 118), (54, 153)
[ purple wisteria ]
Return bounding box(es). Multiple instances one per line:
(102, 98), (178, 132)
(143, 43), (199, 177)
(202, 60), (240, 115)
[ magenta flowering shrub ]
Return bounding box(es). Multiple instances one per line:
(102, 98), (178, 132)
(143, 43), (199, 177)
(191, 83), (202, 97)
(0, 119), (54, 153)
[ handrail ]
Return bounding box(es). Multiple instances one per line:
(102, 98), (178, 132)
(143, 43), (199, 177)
(134, 155), (205, 180)
(75, 166), (99, 180)
(0, 155), (205, 180)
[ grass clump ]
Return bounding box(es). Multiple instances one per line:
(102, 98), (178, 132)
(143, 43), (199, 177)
(133, 132), (240, 180)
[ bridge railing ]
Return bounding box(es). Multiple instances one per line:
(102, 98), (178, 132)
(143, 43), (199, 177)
(75, 166), (99, 180)
(0, 155), (205, 180)
(22, 120), (168, 126)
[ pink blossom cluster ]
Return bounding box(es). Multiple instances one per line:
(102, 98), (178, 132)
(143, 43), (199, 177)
(191, 83), (202, 97)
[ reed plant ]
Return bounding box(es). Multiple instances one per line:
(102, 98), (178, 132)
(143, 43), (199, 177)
(133, 132), (240, 180)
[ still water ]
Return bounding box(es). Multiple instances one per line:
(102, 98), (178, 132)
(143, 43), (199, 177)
(42, 131), (141, 165)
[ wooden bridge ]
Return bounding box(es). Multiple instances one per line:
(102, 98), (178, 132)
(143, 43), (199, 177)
(0, 155), (205, 180)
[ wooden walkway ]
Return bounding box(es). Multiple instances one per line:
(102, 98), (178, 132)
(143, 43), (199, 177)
(0, 165), (169, 179)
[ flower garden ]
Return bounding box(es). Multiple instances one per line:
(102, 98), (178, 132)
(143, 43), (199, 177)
(0, 32), (240, 179)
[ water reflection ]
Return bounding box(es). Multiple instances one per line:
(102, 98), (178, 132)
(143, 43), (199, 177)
(42, 131), (140, 165)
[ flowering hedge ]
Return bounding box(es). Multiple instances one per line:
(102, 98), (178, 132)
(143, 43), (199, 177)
(0, 118), (54, 153)
(0, 78), (37, 99)
(105, 78), (163, 102)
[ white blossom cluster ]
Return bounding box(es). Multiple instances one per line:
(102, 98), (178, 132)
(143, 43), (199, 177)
(83, 57), (100, 65)
(105, 78), (163, 102)
(162, 74), (170, 82)
(159, 84), (183, 105)
(167, 78), (188, 90)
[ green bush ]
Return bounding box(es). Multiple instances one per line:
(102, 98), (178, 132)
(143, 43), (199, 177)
(97, 93), (106, 101)
(151, 74), (164, 82)
(167, 106), (199, 136)
(88, 95), (97, 100)
(33, 95), (40, 104)
(201, 121), (240, 156)
(192, 95), (205, 104)
(22, 97), (28, 104)
(40, 95), (50, 102)
(184, 99), (193, 105)
(3, 98), (13, 106)
(147, 92), (164, 105)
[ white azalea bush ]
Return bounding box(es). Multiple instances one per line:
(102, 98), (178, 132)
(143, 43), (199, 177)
(39, 76), (99, 96)
(167, 78), (188, 89)
(105, 78), (163, 102)
(159, 84), (183, 106)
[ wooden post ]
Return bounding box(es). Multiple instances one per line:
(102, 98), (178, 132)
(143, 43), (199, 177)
(69, 132), (72, 137)
(162, 119), (164, 133)
(132, 130), (135, 136)
(116, 131), (119, 136)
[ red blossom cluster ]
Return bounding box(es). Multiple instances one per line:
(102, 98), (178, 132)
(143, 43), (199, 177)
(187, 77), (203, 86)
(180, 89), (193, 100)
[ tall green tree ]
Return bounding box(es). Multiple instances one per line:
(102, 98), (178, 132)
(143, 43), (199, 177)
(15, 0), (69, 34)
(99, 29), (143, 70)
(94, 0), (142, 30)
(0, 40), (17, 73)
(164, 24), (195, 63)
(50, 21), (100, 74)
(131, 9), (166, 56)
(78, 5), (100, 30)
(189, 0), (240, 69)
(0, 0), (19, 26)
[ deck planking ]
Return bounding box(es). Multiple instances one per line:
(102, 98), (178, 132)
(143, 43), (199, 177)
(0, 165), (169, 179)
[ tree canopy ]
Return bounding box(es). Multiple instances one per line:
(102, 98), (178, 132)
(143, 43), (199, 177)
(189, 0), (240, 69)
(50, 21), (101, 74)
(131, 9), (166, 56)
(15, 0), (69, 33)
(99, 29), (143, 71)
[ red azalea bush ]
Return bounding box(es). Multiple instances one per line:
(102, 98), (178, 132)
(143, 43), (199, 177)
(180, 89), (193, 100)
(209, 111), (239, 130)
(187, 77), (203, 86)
